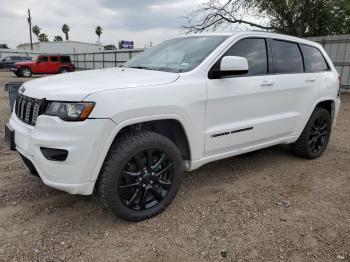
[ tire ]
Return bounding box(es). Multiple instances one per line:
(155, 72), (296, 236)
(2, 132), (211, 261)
(59, 67), (68, 74)
(20, 67), (32, 77)
(99, 131), (183, 222)
(290, 107), (332, 159)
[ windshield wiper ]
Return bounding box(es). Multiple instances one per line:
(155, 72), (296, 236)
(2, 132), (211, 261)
(128, 66), (154, 70)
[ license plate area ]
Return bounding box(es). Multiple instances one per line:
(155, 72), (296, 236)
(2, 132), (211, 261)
(5, 123), (16, 151)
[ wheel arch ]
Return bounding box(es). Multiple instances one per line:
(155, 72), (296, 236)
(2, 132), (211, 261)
(315, 99), (336, 122)
(89, 114), (193, 183)
(58, 66), (70, 72)
(291, 97), (337, 144)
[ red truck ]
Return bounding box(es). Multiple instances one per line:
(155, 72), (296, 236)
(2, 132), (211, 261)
(11, 55), (75, 77)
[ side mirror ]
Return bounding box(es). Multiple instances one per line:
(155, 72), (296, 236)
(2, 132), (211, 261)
(210, 56), (249, 79)
(220, 56), (248, 72)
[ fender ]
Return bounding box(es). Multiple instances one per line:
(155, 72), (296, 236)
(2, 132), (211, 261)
(291, 96), (338, 143)
(89, 113), (195, 182)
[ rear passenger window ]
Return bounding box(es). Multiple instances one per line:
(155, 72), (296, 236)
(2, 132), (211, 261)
(50, 56), (59, 62)
(300, 45), (329, 72)
(225, 38), (268, 75)
(273, 40), (304, 74)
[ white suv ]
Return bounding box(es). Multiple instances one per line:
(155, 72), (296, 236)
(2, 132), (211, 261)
(5, 32), (341, 221)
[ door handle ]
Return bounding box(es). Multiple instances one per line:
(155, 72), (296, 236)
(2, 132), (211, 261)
(260, 81), (274, 87)
(306, 78), (316, 83)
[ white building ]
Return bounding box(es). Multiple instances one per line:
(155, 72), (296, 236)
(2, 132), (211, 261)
(17, 41), (104, 54)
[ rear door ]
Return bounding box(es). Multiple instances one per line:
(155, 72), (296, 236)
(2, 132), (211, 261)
(49, 56), (60, 73)
(270, 39), (318, 136)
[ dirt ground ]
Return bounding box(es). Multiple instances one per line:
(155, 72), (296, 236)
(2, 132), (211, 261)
(0, 70), (349, 262)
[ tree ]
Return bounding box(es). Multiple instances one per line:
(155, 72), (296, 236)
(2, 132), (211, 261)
(32, 25), (41, 40)
(183, 0), (350, 37)
(38, 33), (49, 42)
(0, 44), (9, 49)
(53, 35), (63, 41)
(95, 26), (103, 44)
(62, 24), (70, 40)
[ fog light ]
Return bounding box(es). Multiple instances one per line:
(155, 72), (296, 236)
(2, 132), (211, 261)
(40, 147), (68, 161)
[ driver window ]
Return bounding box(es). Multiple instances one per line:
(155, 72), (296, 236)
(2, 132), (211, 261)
(223, 38), (268, 76)
(37, 56), (48, 62)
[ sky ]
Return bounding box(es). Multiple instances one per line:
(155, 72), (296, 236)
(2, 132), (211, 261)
(0, 0), (208, 49)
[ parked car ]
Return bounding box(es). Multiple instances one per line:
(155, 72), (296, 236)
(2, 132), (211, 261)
(11, 55), (75, 77)
(5, 32), (341, 221)
(0, 56), (32, 69)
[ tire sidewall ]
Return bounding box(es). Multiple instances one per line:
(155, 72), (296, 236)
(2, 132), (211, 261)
(20, 67), (31, 77)
(59, 68), (68, 73)
(304, 108), (332, 158)
(102, 133), (183, 220)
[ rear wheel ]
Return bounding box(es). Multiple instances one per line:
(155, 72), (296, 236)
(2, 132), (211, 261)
(20, 67), (32, 77)
(99, 131), (183, 221)
(59, 67), (68, 74)
(290, 107), (332, 159)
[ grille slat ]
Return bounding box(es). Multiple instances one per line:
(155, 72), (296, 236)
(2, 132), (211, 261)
(15, 94), (44, 126)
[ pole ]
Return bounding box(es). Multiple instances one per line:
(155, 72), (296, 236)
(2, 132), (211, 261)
(27, 9), (33, 50)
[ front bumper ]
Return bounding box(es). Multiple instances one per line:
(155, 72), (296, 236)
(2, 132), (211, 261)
(10, 68), (20, 74)
(7, 113), (116, 195)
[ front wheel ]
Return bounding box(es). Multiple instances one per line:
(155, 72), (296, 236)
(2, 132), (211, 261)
(20, 67), (32, 77)
(290, 107), (332, 159)
(99, 131), (183, 221)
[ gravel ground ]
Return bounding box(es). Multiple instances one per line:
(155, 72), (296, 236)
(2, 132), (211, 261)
(0, 70), (349, 262)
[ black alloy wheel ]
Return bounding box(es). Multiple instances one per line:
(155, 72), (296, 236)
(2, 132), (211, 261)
(99, 131), (183, 221)
(290, 107), (331, 159)
(118, 149), (174, 210)
(308, 116), (328, 153)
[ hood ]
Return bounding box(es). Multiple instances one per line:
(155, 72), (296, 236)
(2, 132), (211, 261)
(16, 61), (36, 66)
(20, 67), (180, 101)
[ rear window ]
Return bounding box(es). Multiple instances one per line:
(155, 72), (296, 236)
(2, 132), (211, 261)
(273, 40), (304, 74)
(300, 45), (329, 72)
(60, 56), (71, 63)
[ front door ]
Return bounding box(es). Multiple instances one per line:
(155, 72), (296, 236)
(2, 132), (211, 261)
(35, 55), (49, 73)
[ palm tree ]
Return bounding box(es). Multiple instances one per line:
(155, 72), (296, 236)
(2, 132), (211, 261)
(53, 35), (63, 41)
(95, 26), (102, 44)
(62, 24), (70, 40)
(32, 25), (41, 40)
(38, 33), (49, 42)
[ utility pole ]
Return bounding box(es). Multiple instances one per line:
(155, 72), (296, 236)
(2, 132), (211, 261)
(27, 9), (33, 50)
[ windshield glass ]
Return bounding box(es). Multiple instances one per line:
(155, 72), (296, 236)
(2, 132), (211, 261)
(125, 36), (228, 73)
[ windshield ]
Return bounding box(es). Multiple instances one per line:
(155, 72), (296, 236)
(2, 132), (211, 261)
(125, 36), (228, 73)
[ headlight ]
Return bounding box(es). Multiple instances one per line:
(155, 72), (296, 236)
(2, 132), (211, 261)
(44, 101), (95, 121)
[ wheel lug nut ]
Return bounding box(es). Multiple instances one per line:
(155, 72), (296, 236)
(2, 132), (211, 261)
(139, 178), (142, 181)
(150, 181), (153, 184)
(143, 184), (146, 188)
